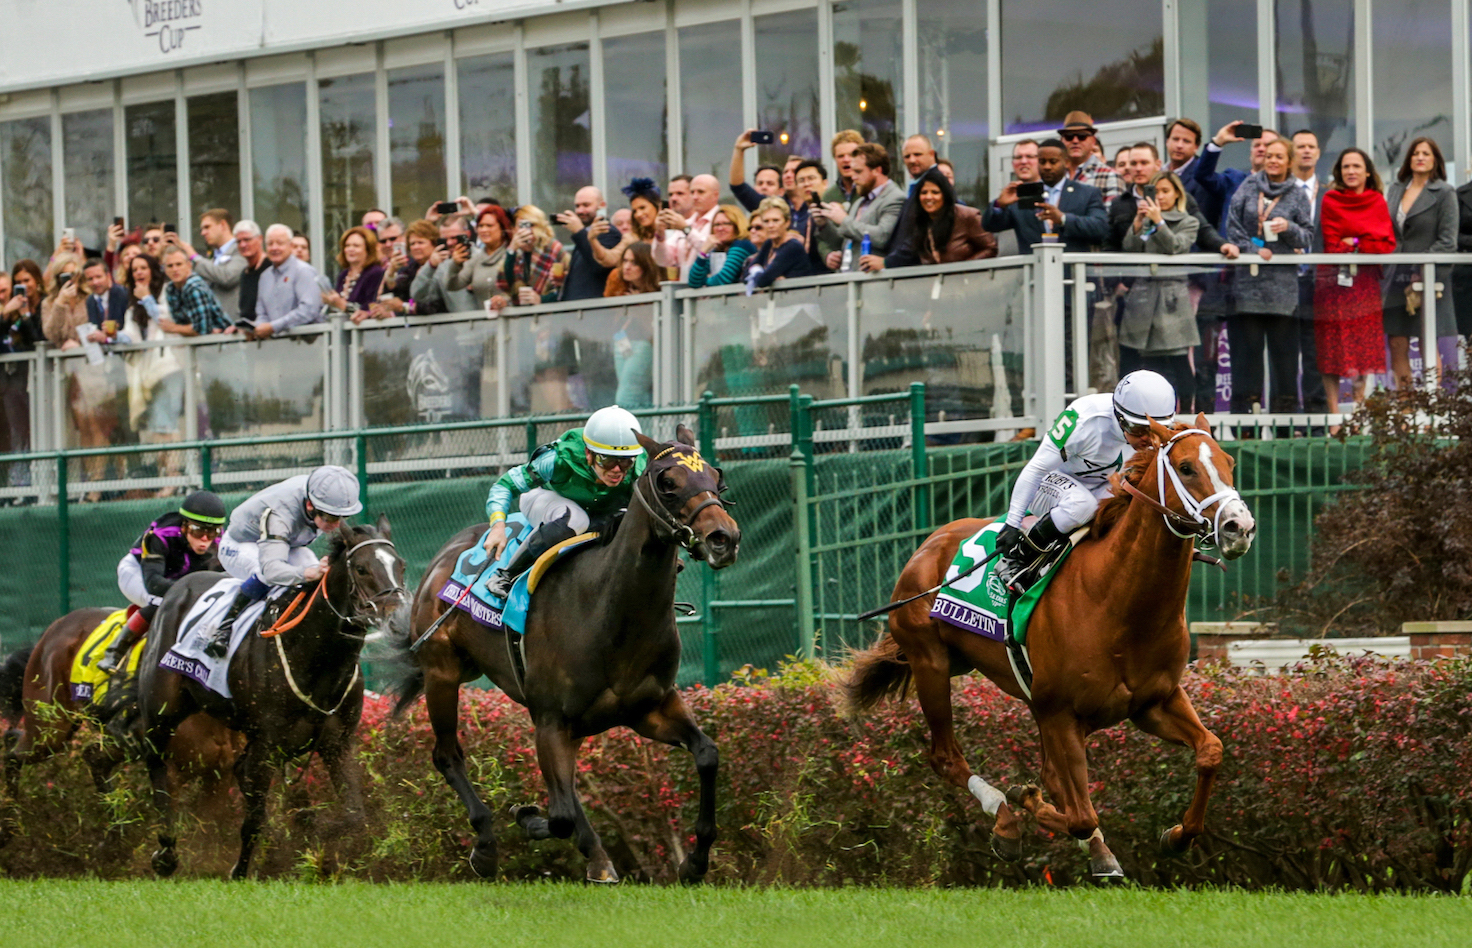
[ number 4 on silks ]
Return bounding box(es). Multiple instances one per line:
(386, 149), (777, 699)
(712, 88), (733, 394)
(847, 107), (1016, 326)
(1047, 409), (1079, 450)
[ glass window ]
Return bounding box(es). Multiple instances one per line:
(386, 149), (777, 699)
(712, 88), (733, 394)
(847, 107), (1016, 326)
(679, 21), (743, 180)
(250, 82), (309, 236)
(388, 63), (446, 221)
(457, 53), (517, 205)
(188, 92), (241, 230)
(62, 109), (114, 255)
(1372, 0), (1452, 172)
(1, 118), (52, 266)
(1205, 0), (1258, 136)
(604, 31), (668, 190)
(753, 11), (822, 167)
(528, 43), (592, 213)
(918, 0), (989, 205)
(1001, 0), (1164, 133)
(319, 73), (377, 255)
(833, 0), (903, 160)
(1275, 0), (1355, 175)
(126, 100), (178, 230)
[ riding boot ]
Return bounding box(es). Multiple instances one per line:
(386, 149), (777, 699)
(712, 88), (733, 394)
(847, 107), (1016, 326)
(97, 604), (155, 674)
(203, 589), (255, 659)
(486, 515), (578, 600)
(995, 516), (1069, 594)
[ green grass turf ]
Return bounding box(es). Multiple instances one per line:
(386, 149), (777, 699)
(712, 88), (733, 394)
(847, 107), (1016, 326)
(3, 880), (1470, 948)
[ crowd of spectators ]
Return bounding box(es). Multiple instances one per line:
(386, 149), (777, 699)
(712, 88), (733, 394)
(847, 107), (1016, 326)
(3, 109), (1470, 478)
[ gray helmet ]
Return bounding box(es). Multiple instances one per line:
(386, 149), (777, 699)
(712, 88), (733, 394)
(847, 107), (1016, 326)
(305, 465), (363, 517)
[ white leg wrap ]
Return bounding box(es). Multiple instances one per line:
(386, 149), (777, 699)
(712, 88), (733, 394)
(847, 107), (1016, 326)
(1077, 826), (1103, 852)
(967, 775), (1006, 817)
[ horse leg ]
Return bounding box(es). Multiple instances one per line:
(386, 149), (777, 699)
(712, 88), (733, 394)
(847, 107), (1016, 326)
(1035, 714), (1123, 881)
(907, 642), (1025, 859)
(533, 721), (617, 884)
(142, 698), (193, 877)
(317, 716), (367, 840)
(630, 690), (718, 883)
(1132, 686), (1223, 856)
(231, 738), (274, 881)
(423, 666), (499, 878)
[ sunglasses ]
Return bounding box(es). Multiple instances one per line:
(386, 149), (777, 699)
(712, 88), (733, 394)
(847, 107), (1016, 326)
(184, 523), (222, 540)
(143, 236), (163, 244)
(1059, 131), (1093, 142)
(591, 453), (636, 471)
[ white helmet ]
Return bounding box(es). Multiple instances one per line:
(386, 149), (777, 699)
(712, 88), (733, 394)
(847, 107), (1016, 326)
(1113, 370), (1176, 427)
(582, 405), (644, 457)
(306, 465), (363, 517)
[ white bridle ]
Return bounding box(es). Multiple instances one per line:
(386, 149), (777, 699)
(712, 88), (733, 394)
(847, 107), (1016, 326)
(1155, 429), (1245, 546)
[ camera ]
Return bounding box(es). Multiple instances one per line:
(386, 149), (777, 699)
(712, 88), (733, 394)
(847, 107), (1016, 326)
(1237, 123), (1264, 140)
(750, 131), (775, 145)
(435, 201), (459, 215)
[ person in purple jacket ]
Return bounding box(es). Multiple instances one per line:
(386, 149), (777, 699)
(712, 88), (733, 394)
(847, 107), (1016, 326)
(322, 226), (386, 315)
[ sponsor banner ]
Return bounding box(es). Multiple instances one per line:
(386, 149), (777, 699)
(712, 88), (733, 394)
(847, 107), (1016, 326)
(70, 682), (94, 703)
(436, 579), (504, 630)
(159, 648), (212, 690)
(929, 593), (1007, 642)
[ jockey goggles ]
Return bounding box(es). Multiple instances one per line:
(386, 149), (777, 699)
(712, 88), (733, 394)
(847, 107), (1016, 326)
(591, 452), (637, 472)
(183, 521), (222, 540)
(1115, 411), (1151, 439)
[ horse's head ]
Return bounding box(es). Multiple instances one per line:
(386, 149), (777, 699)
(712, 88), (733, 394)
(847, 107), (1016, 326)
(329, 515), (409, 623)
(633, 424), (741, 569)
(1145, 415), (1256, 560)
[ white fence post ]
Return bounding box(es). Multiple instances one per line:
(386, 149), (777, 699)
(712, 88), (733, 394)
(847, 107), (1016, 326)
(1032, 243), (1067, 428)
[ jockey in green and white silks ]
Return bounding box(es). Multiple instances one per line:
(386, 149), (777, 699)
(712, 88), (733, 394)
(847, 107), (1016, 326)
(482, 405), (649, 598)
(994, 370), (1177, 592)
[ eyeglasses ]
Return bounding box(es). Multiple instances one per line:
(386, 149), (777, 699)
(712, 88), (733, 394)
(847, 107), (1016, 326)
(184, 522), (222, 540)
(1059, 131), (1093, 142)
(591, 453), (636, 471)
(143, 236), (163, 244)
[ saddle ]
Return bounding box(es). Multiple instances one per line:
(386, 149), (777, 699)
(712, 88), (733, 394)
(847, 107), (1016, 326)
(70, 608), (136, 709)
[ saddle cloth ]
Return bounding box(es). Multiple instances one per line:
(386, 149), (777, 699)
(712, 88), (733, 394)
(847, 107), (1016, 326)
(928, 519), (1084, 646)
(69, 608), (134, 706)
(438, 514), (599, 635)
(159, 578), (287, 699)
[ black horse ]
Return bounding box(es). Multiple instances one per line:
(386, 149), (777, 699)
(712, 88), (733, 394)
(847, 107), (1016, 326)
(138, 517), (406, 879)
(383, 425), (739, 883)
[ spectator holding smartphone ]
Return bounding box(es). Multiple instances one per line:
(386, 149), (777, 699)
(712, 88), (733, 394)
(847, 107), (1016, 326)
(1120, 170), (1199, 399)
(119, 253), (185, 492)
(688, 205), (756, 288)
(591, 178), (665, 274)
(495, 206), (567, 308)
(411, 216), (477, 315)
(322, 226), (385, 315)
(1, 261), (44, 486)
(554, 187), (623, 301)
(445, 206), (513, 311)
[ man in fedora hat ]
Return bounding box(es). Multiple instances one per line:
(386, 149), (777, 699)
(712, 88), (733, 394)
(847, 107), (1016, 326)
(1058, 110), (1124, 207)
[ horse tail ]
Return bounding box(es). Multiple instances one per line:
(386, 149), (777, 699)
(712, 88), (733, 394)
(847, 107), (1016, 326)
(843, 630), (912, 715)
(0, 643), (36, 722)
(368, 605), (425, 717)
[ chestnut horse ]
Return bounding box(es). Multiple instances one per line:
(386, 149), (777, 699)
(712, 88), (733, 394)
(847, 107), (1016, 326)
(845, 416), (1256, 880)
(1, 609), (240, 844)
(383, 425), (739, 883)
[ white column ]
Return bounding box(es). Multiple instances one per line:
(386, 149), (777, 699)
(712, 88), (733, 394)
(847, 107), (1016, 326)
(445, 32), (462, 199)
(986, 0), (1002, 153)
(818, 0), (836, 154)
(49, 91), (64, 245)
(1161, 0), (1184, 121)
(374, 43), (391, 215)
(589, 10), (608, 199)
(175, 70), (191, 237)
(113, 80), (127, 222)
(238, 63), (254, 223)
(741, 0), (757, 156)
(306, 52), (326, 270)
(1354, 0), (1373, 153)
(666, 1), (684, 176)
(1257, 0), (1276, 130)
(902, 0), (919, 139)
(514, 23), (532, 206)
(1032, 244), (1067, 425)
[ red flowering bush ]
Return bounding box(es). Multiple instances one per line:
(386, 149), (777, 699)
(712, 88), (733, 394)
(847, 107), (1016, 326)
(4, 654), (1471, 890)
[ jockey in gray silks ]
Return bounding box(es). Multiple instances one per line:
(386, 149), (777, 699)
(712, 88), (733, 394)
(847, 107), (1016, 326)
(203, 465), (364, 658)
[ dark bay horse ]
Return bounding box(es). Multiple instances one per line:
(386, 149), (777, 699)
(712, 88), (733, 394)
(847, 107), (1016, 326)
(845, 416), (1256, 880)
(1, 609), (240, 841)
(139, 517), (406, 879)
(383, 425), (739, 883)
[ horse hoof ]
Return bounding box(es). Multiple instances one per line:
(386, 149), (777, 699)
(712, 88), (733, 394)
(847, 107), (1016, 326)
(991, 830), (1024, 863)
(677, 855), (709, 884)
(585, 865), (620, 885)
(1090, 853), (1126, 883)
(510, 804), (551, 840)
(1005, 784), (1041, 810)
(151, 848), (178, 877)
(229, 862), (249, 881)
(469, 845), (498, 879)
(1158, 824), (1189, 857)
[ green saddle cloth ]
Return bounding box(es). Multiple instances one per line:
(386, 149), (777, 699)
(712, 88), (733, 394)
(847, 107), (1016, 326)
(927, 521), (1078, 645)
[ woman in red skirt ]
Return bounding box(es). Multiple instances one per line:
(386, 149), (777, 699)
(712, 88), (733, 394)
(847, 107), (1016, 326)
(1316, 148), (1394, 410)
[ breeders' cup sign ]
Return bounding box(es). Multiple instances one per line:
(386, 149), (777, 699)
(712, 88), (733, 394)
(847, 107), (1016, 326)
(130, 0), (204, 54)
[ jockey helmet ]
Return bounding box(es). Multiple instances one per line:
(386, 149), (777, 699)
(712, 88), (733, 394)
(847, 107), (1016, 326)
(1113, 370), (1177, 428)
(582, 405), (644, 457)
(179, 490), (227, 526)
(306, 465), (364, 517)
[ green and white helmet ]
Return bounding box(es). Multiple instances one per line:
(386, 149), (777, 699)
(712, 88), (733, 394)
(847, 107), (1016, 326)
(306, 465), (363, 517)
(1113, 370), (1176, 428)
(582, 405), (644, 457)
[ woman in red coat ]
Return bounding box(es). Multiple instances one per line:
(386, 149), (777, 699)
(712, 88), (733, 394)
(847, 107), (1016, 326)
(1315, 148), (1394, 410)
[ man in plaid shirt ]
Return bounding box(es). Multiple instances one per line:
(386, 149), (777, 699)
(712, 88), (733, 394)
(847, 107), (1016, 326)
(161, 245), (232, 335)
(1058, 111), (1124, 208)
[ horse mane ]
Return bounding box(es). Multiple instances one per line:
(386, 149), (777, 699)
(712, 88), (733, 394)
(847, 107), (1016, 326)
(1089, 422), (1192, 539)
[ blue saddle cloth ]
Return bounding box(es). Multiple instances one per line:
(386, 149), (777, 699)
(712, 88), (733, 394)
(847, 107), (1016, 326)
(438, 515), (596, 635)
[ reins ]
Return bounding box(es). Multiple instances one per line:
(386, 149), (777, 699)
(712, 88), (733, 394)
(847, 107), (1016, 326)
(1121, 429), (1244, 549)
(631, 455), (728, 557)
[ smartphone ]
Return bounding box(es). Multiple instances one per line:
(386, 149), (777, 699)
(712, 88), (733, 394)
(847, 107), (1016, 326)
(595, 207), (607, 221)
(434, 237), (448, 248)
(1016, 181), (1045, 209)
(1140, 184), (1157, 201)
(393, 241), (406, 257)
(751, 131), (775, 145)
(435, 201), (459, 215)
(518, 221), (532, 231)
(163, 223), (177, 234)
(113, 216), (124, 229)
(57, 272), (74, 288)
(62, 227), (75, 243)
(1237, 123), (1264, 140)
(807, 191), (821, 209)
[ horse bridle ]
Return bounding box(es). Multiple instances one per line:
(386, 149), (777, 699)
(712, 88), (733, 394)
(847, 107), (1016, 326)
(631, 446), (729, 559)
(323, 537), (407, 632)
(1120, 428), (1243, 549)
